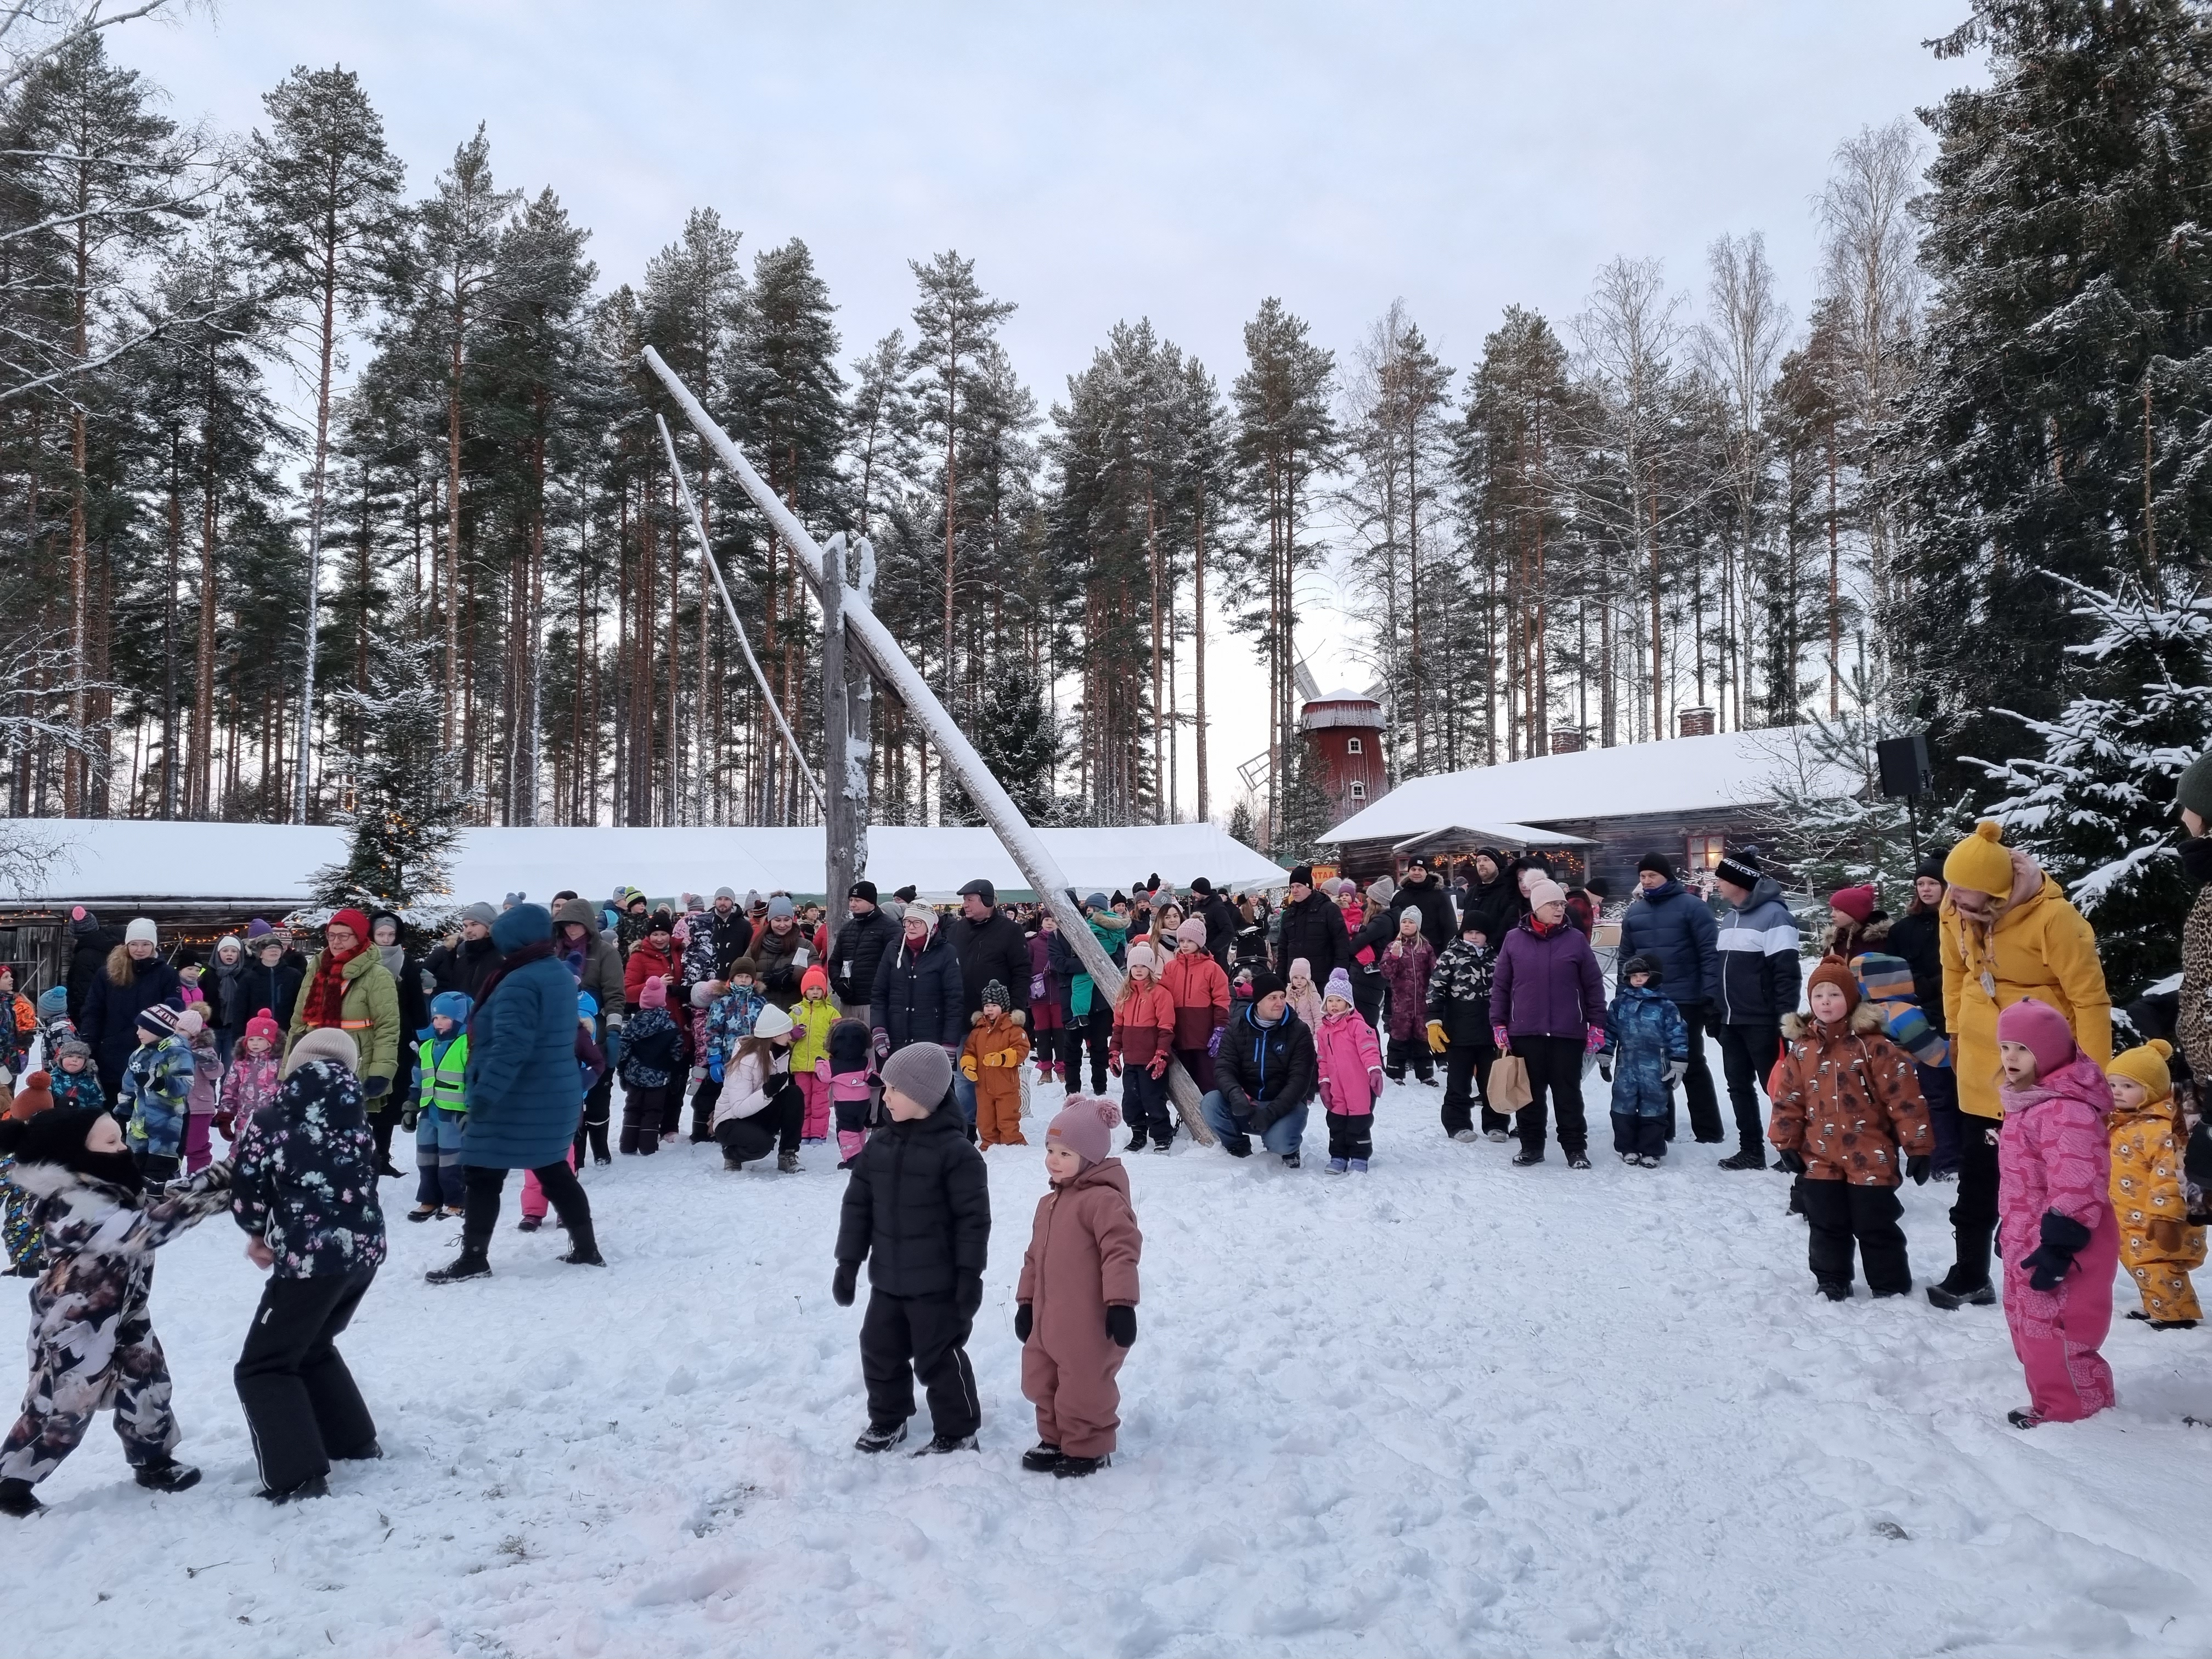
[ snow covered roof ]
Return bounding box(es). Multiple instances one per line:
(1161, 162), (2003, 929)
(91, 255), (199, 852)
(0, 819), (1286, 908)
(1321, 727), (1855, 845)
(1311, 687), (1376, 706)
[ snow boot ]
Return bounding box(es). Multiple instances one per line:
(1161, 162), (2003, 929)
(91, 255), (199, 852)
(517, 1216), (542, 1232)
(1327, 1157), (1348, 1175)
(1053, 1453), (1110, 1478)
(1566, 1152), (1592, 1170)
(259, 1474), (329, 1504)
(1021, 1442), (1063, 1473)
(334, 1439), (382, 1462)
(912, 1432), (979, 1456)
(1279, 1152), (1301, 1170)
(1222, 1132), (1253, 1158)
(1451, 1130), (1479, 1144)
(1511, 1150), (1544, 1167)
(1485, 1128), (1510, 1143)
(1638, 1154), (1662, 1167)
(1818, 1282), (1851, 1302)
(854, 1420), (908, 1454)
(0, 1479), (41, 1517)
(1125, 1131), (1147, 1153)
(1718, 1147), (1767, 1171)
(777, 1152), (801, 1174)
(1926, 1276), (1995, 1310)
(619, 1127), (640, 1155)
(1150, 1136), (1173, 1153)
(132, 1459), (200, 1494)
(426, 1239), (493, 1284)
(2007, 1409), (2044, 1430)
(1349, 1158), (1369, 1173)
(560, 1220), (605, 1267)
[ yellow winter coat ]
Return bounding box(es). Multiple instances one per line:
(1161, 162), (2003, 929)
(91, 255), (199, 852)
(2110, 1098), (2204, 1260)
(1940, 853), (2110, 1120)
(789, 994), (839, 1075)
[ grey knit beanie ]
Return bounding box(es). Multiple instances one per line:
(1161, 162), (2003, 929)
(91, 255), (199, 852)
(878, 1041), (952, 1110)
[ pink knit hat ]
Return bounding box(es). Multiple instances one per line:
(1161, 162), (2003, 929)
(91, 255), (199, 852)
(1126, 943), (1156, 974)
(640, 974), (669, 1011)
(1175, 916), (1209, 949)
(1996, 997), (2075, 1076)
(1047, 1094), (1122, 1166)
(1528, 879), (1568, 911)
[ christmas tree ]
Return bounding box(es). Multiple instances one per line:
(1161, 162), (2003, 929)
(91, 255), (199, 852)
(308, 637), (471, 939)
(943, 658), (1064, 827)
(1974, 570), (2212, 998)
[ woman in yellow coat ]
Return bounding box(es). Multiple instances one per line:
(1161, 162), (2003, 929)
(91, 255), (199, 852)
(1929, 821), (2111, 1310)
(2106, 1040), (2203, 1328)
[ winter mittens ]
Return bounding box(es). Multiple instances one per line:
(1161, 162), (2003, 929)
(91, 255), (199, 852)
(1106, 1305), (1137, 1348)
(832, 1261), (859, 1306)
(1014, 1303), (1032, 1342)
(2022, 1210), (2094, 1291)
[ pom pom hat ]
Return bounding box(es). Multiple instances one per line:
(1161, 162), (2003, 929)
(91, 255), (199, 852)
(1944, 820), (2016, 898)
(1047, 1095), (1121, 1167)
(2108, 1039), (2175, 1104)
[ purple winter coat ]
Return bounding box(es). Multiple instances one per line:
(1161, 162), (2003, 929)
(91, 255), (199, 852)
(1378, 936), (1436, 1041)
(1491, 917), (1606, 1040)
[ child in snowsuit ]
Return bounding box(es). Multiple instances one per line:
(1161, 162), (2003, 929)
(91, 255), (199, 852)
(407, 992), (472, 1222)
(1028, 920), (1066, 1084)
(177, 1007), (219, 1175)
(2105, 1039), (2203, 1328)
(961, 979), (1031, 1149)
(1, 1073), (55, 1276)
(120, 1005), (195, 1184)
(1380, 908), (1438, 1085)
(0, 1105), (231, 1515)
(1768, 960), (1933, 1299)
(1110, 945), (1177, 1153)
(792, 967), (840, 1143)
(1994, 997), (2120, 1426)
(1284, 958), (1323, 1033)
(1015, 1094), (1141, 1479)
(704, 961), (767, 1084)
(1162, 917), (1230, 1095)
(1427, 917), (1500, 1141)
(617, 975), (683, 1155)
(833, 1041), (990, 1455)
(828, 1017), (876, 1170)
(47, 1036), (106, 1114)
(32, 986), (69, 1062)
(218, 1011), (282, 1144)
(685, 980), (723, 1143)
(1601, 953), (1689, 1166)
(1314, 969), (1384, 1172)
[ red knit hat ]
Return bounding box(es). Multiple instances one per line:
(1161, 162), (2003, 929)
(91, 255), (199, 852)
(1829, 885), (1877, 925)
(800, 964), (830, 1000)
(1997, 997), (2076, 1076)
(245, 1007), (282, 1048)
(329, 907), (373, 943)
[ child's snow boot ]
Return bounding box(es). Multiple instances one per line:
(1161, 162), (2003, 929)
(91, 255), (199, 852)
(1280, 1151), (1301, 1170)
(855, 1421), (907, 1453)
(0, 1478), (41, 1517)
(1350, 1158), (1369, 1173)
(912, 1432), (979, 1455)
(260, 1474), (329, 1504)
(517, 1216), (542, 1232)
(1327, 1157), (1348, 1174)
(426, 1239), (493, 1284)
(1053, 1453), (1109, 1478)
(1566, 1153), (1592, 1170)
(1021, 1442), (1062, 1472)
(1125, 1131), (1146, 1153)
(2006, 1408), (2044, 1429)
(133, 1459), (200, 1494)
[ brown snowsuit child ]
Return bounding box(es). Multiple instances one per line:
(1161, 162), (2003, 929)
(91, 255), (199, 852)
(960, 982), (1031, 1149)
(1015, 1096), (1141, 1476)
(2106, 1040), (2204, 1326)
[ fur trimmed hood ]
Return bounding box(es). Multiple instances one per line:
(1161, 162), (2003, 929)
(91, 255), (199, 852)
(1, 1158), (134, 1207)
(1781, 1002), (1886, 1043)
(969, 1008), (1026, 1029)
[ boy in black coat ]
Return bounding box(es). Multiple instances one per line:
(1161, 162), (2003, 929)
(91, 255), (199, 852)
(832, 1040), (990, 1454)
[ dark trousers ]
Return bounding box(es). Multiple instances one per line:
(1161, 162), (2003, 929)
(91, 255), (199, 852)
(1678, 1002), (1723, 1142)
(1918, 1063), (1962, 1174)
(1353, 975), (1385, 1034)
(859, 1290), (979, 1438)
(1068, 1005), (1111, 1093)
(576, 1073), (613, 1163)
(1611, 1111), (1667, 1159)
(715, 1085), (803, 1165)
(689, 1075), (723, 1142)
(1946, 1116), (2002, 1291)
(1121, 1066), (1173, 1146)
(620, 1085), (669, 1154)
(1717, 1023), (1781, 1151)
(1325, 1111), (1374, 1161)
(1512, 1035), (1588, 1158)
(368, 1105), (401, 1172)
(1802, 1181), (1911, 1294)
(234, 1266), (377, 1494)
(463, 1161), (590, 1245)
(1441, 1041), (1498, 1136)
(1384, 1034), (1435, 1083)
(1172, 1045), (1216, 1095)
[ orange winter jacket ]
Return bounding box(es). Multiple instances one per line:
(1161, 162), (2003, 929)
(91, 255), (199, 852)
(1109, 980), (1177, 1070)
(1160, 951), (1231, 1051)
(960, 1009), (1030, 1111)
(1768, 1004), (1932, 1186)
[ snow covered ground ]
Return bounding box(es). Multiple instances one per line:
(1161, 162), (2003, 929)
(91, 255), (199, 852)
(8, 1048), (2212, 1658)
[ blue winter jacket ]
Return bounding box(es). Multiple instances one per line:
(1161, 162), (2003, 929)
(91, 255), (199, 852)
(1603, 983), (1689, 1119)
(1618, 881), (1718, 1012)
(462, 905), (585, 1170)
(1706, 876), (1803, 1027)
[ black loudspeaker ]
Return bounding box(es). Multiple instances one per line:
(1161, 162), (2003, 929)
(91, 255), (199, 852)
(1876, 732), (1932, 798)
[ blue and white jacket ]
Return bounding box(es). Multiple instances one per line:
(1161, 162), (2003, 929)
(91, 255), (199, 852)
(1705, 876), (1802, 1028)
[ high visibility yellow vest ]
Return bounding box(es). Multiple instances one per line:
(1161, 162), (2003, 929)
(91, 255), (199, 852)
(421, 1035), (467, 1111)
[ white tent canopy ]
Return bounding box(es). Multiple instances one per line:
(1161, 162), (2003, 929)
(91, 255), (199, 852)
(0, 819), (1286, 908)
(1321, 727), (1857, 845)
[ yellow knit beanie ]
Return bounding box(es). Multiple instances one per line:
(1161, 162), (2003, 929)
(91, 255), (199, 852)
(1943, 820), (2015, 897)
(2107, 1039), (2174, 1104)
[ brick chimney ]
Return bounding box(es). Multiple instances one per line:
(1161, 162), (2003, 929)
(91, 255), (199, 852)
(1678, 707), (1716, 738)
(1549, 730), (1587, 755)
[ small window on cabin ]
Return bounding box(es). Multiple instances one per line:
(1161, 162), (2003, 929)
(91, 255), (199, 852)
(1346, 736), (1364, 755)
(1349, 781), (1367, 800)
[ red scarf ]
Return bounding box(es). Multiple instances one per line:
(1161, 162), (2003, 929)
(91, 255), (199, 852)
(301, 943), (362, 1029)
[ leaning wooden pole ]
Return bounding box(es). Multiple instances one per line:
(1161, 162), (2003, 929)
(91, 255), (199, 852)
(643, 347), (1213, 1143)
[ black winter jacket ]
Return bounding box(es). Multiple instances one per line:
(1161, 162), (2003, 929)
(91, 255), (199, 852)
(951, 911), (1032, 1022)
(1197, 893), (1240, 970)
(233, 958), (306, 1036)
(1426, 939), (1496, 1043)
(704, 907), (755, 978)
(427, 935), (501, 1003)
(1617, 881), (1718, 1011)
(870, 932), (967, 1052)
(1214, 1002), (1319, 1132)
(1460, 873), (1524, 948)
(1395, 873), (1457, 954)
(1886, 909), (1946, 1035)
(80, 957), (183, 1084)
(834, 1104), (990, 1297)
(64, 926), (119, 1023)
(1275, 893), (1351, 981)
(831, 906), (899, 1006)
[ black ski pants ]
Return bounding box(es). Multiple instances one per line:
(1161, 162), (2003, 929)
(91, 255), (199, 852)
(1511, 1034), (1588, 1159)
(235, 1266), (377, 1495)
(1441, 1041), (1496, 1137)
(1946, 1116), (2002, 1292)
(1717, 1022), (1781, 1153)
(462, 1161), (591, 1246)
(1325, 1111), (1374, 1161)
(1676, 1001), (1724, 1143)
(859, 1291), (979, 1440)
(1802, 1181), (1911, 1295)
(1067, 1005), (1111, 1094)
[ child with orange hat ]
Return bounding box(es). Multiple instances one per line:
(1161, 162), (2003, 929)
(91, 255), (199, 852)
(791, 966), (841, 1144)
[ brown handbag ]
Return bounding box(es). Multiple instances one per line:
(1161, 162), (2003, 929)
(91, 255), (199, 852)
(1488, 1052), (1533, 1113)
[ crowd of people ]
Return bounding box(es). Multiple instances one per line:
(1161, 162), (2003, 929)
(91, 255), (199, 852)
(1, 767), (2209, 1504)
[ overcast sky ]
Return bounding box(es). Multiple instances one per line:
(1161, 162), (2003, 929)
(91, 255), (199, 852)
(110, 1), (1983, 816)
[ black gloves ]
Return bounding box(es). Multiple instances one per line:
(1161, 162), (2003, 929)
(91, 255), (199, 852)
(1906, 1155), (1931, 1186)
(1775, 1148), (1807, 1176)
(1014, 1303), (1032, 1342)
(400, 1106), (419, 1132)
(1106, 1305), (1137, 1348)
(832, 1261), (858, 1307)
(2023, 1210), (2093, 1292)
(362, 1075), (388, 1098)
(956, 1271), (983, 1319)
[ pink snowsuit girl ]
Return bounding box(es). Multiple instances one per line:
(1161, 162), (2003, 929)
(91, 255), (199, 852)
(1996, 1000), (2120, 1425)
(1314, 990), (1384, 1167)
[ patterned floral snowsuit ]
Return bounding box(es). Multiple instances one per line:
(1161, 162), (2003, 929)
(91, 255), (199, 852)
(0, 1161), (232, 1485)
(2109, 1095), (2205, 1322)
